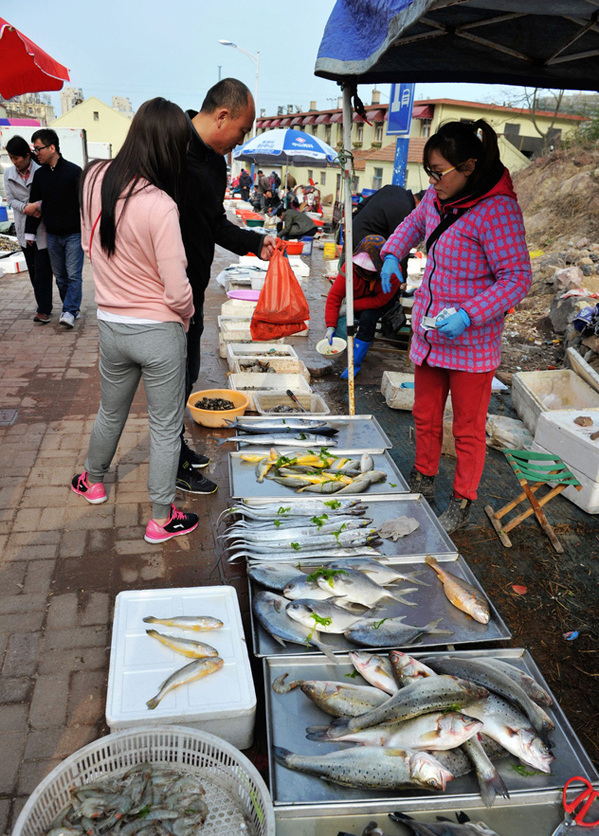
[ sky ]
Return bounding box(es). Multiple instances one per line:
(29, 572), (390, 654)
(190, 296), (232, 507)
(7, 1), (533, 117)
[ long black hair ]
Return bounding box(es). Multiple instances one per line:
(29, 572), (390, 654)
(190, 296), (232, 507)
(82, 97), (190, 257)
(423, 119), (501, 195)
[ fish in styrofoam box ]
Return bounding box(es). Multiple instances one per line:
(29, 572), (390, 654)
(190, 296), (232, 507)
(106, 586), (256, 750)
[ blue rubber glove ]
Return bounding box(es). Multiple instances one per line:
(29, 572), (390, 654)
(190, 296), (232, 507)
(326, 326), (335, 345)
(436, 308), (471, 340)
(380, 255), (401, 294)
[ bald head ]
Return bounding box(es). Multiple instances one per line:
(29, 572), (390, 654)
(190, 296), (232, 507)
(194, 77), (254, 156)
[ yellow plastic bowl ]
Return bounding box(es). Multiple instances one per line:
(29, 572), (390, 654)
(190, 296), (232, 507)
(186, 389), (249, 428)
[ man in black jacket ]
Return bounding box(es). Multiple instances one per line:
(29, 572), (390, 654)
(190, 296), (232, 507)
(177, 78), (275, 494)
(24, 129), (83, 329)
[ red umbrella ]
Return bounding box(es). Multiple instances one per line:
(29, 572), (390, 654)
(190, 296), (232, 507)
(0, 17), (70, 99)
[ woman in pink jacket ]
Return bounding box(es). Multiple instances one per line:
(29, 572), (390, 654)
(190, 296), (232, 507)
(71, 98), (198, 544)
(325, 234), (400, 378)
(381, 120), (532, 534)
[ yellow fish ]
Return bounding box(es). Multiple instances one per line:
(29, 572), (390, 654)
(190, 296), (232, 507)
(142, 615), (224, 631)
(146, 629), (219, 659)
(146, 657), (224, 710)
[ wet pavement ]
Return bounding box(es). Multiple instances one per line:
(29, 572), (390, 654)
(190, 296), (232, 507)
(1, 222), (598, 834)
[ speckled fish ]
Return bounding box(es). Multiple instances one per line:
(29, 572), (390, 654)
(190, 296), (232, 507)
(345, 616), (451, 648)
(389, 811), (502, 835)
(460, 734), (510, 808)
(274, 746), (453, 792)
(248, 563), (306, 592)
(423, 655), (555, 739)
(348, 651), (400, 695)
(325, 675), (489, 738)
(272, 673), (388, 716)
(145, 630), (219, 659)
(485, 657), (552, 707)
(425, 555), (490, 624)
(146, 657), (223, 709)
(306, 711), (483, 750)
(142, 615), (223, 632)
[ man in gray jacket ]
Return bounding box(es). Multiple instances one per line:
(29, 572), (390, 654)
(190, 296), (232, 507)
(4, 135), (53, 322)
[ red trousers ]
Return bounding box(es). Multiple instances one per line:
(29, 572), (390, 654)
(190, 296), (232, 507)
(413, 362), (494, 501)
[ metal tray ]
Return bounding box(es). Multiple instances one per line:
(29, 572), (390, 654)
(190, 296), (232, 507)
(228, 449), (409, 499)
(249, 554), (511, 657)
(229, 414), (392, 450)
(231, 495), (455, 561)
(272, 791), (576, 835)
(263, 648), (599, 813)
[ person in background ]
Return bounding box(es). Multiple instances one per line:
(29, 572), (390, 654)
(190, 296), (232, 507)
(380, 120), (532, 534)
(73, 97), (197, 544)
(180, 78), (275, 493)
(4, 135), (53, 323)
(276, 202), (318, 240)
(285, 172), (297, 192)
(256, 168), (270, 211)
(325, 235), (400, 379)
(238, 168), (252, 201)
(25, 128), (83, 329)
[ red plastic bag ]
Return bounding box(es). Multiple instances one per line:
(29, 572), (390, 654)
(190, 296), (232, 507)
(250, 242), (310, 340)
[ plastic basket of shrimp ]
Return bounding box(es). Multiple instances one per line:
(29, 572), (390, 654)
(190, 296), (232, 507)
(13, 726), (275, 836)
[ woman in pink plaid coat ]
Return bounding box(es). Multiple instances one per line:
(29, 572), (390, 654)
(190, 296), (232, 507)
(381, 120), (532, 534)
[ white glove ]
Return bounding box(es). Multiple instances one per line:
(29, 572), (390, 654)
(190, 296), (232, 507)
(326, 327), (335, 345)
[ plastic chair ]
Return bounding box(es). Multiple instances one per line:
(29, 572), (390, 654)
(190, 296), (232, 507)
(484, 449), (582, 554)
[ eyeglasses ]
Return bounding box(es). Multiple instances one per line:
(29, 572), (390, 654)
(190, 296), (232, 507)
(424, 159), (475, 182)
(32, 145), (51, 153)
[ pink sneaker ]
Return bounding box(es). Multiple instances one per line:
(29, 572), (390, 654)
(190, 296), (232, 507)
(71, 471), (107, 504)
(144, 505), (199, 544)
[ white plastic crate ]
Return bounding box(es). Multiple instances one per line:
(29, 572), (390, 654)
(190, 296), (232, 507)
(226, 341), (297, 372)
(220, 298), (258, 317)
(106, 586), (256, 749)
(253, 391), (330, 415)
(233, 355), (310, 381)
(13, 726), (275, 836)
(512, 369), (599, 434)
(229, 373), (311, 411)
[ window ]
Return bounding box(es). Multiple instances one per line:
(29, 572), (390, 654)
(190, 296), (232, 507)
(311, 124), (318, 136)
(93, 111), (99, 122)
(421, 118), (431, 138)
(372, 167), (383, 190)
(375, 124), (383, 143)
(356, 124), (364, 143)
(325, 125), (332, 144)
(337, 124), (343, 144)
(352, 175), (359, 192)
(320, 172), (326, 186)
(307, 170), (313, 183)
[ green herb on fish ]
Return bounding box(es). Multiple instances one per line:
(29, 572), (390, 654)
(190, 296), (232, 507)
(273, 519), (282, 527)
(442, 703), (463, 713)
(319, 447), (332, 460)
(275, 456), (296, 469)
(324, 500), (342, 509)
(137, 806), (151, 819)
(310, 514), (328, 528)
(290, 542), (301, 550)
(333, 523), (347, 540)
(512, 763), (543, 777)
(298, 432), (307, 440)
(310, 612), (332, 627)
(344, 670), (360, 679)
(306, 567), (348, 587)
(277, 506), (291, 515)
(372, 618), (389, 629)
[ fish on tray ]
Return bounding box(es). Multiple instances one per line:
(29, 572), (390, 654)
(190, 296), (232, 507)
(145, 629), (219, 659)
(221, 434), (339, 447)
(252, 590), (338, 663)
(225, 418), (339, 436)
(146, 656), (224, 710)
(389, 811), (502, 835)
(142, 615), (223, 631)
(273, 672), (389, 716)
(345, 616), (452, 648)
(425, 555), (491, 624)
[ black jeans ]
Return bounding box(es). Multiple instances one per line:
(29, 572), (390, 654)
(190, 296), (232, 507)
(22, 244), (53, 315)
(355, 294), (399, 342)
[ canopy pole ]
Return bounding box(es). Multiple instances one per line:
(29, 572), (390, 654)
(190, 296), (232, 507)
(341, 82), (355, 414)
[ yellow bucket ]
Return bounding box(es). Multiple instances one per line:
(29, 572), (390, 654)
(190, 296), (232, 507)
(323, 242), (337, 260)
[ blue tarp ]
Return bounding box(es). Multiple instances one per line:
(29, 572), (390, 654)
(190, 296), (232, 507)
(315, 0), (599, 91)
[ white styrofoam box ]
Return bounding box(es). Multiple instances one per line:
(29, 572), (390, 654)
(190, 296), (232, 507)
(239, 255), (268, 269)
(254, 391), (330, 415)
(220, 298), (258, 317)
(287, 256), (310, 278)
(229, 372), (311, 411)
(1, 252), (26, 274)
(227, 342), (297, 361)
(535, 408), (599, 482)
(567, 346), (599, 396)
(233, 355), (310, 382)
(532, 440), (598, 514)
(512, 369), (599, 434)
(106, 586), (256, 750)
(381, 371), (453, 412)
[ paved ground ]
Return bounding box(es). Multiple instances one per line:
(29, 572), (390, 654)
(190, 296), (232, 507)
(1, 228), (597, 834)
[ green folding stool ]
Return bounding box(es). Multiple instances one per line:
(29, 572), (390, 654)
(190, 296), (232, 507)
(484, 449), (582, 554)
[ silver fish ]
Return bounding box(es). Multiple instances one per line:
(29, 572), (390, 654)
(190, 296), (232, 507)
(389, 811), (502, 835)
(248, 563), (305, 592)
(345, 616), (451, 648)
(285, 598), (366, 634)
(306, 711), (483, 751)
(251, 590), (338, 663)
(360, 453), (374, 473)
(272, 673), (388, 716)
(146, 657), (223, 709)
(326, 675), (489, 738)
(225, 434), (338, 447)
(482, 657), (552, 707)
(349, 650), (400, 695)
(229, 530), (381, 553)
(274, 746), (453, 791)
(462, 694), (555, 773)
(226, 418), (338, 432)
(224, 517), (369, 542)
(296, 480), (348, 494)
(460, 734), (510, 808)
(283, 576), (340, 601)
(423, 655), (555, 739)
(389, 650), (437, 686)
(336, 469), (387, 493)
(328, 558), (428, 587)
(228, 545), (382, 562)
(316, 567), (417, 607)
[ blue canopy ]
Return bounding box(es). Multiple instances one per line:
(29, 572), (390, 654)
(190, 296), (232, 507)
(315, 0), (599, 91)
(233, 128), (338, 167)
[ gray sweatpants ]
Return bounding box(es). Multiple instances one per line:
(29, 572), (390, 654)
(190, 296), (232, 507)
(85, 320), (186, 519)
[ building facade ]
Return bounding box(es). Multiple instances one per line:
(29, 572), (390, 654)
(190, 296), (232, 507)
(51, 97), (133, 157)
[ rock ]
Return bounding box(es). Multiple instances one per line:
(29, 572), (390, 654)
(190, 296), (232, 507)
(582, 335), (599, 353)
(550, 296), (595, 333)
(553, 265), (585, 291)
(581, 264), (596, 277)
(578, 257), (594, 266)
(576, 237), (590, 248)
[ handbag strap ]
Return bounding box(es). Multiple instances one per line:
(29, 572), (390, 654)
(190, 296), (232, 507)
(89, 211), (101, 261)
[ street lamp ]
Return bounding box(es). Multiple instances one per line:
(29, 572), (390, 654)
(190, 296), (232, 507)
(218, 39), (260, 137)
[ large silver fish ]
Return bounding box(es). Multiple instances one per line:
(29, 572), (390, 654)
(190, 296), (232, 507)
(220, 498), (366, 520)
(285, 598), (366, 634)
(423, 655), (555, 739)
(326, 675), (489, 738)
(272, 673), (388, 716)
(482, 657), (552, 707)
(222, 434), (338, 447)
(316, 567), (417, 607)
(349, 651), (400, 695)
(345, 616), (451, 648)
(283, 576), (341, 601)
(226, 418), (339, 433)
(460, 734), (510, 808)
(248, 563), (306, 592)
(329, 558), (428, 587)
(252, 590), (338, 663)
(274, 746), (453, 791)
(389, 651), (437, 686)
